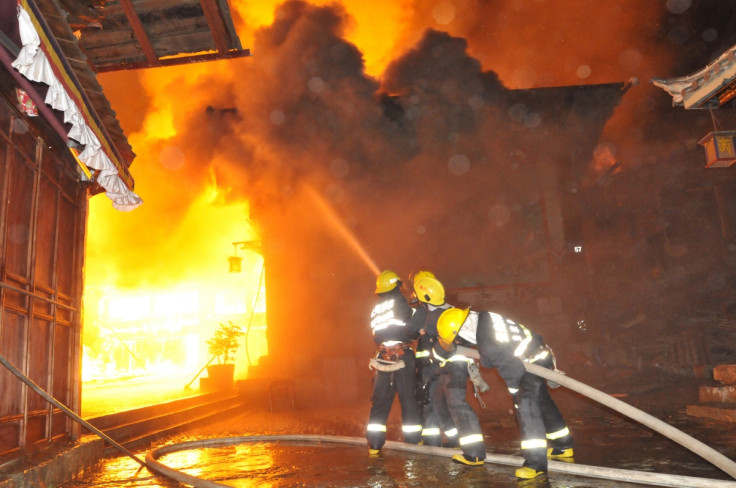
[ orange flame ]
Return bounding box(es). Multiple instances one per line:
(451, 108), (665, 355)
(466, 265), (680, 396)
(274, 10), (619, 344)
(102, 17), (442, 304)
(84, 0), (690, 402)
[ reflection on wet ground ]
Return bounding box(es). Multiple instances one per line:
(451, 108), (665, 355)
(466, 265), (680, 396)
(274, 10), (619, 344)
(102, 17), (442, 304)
(64, 441), (661, 488)
(64, 370), (736, 488)
(61, 398), (736, 488)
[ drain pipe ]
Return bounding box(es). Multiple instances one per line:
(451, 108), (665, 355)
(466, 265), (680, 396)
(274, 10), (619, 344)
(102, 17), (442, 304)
(0, 353), (146, 467)
(457, 346), (736, 480)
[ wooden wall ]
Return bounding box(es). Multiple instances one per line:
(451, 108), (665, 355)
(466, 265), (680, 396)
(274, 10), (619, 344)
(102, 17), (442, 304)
(0, 92), (86, 454)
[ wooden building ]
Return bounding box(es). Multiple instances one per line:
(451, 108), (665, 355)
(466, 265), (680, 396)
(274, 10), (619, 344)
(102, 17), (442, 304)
(0, 0), (246, 457)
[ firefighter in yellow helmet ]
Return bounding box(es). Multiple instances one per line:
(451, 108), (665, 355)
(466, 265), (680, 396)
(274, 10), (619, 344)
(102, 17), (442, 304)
(437, 307), (574, 480)
(366, 270), (422, 456)
(408, 270), (435, 292)
(407, 275), (461, 449)
(430, 306), (487, 466)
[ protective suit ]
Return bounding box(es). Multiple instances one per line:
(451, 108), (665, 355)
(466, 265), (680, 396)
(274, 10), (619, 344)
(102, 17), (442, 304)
(366, 271), (422, 454)
(431, 340), (486, 465)
(407, 275), (459, 447)
(439, 307), (574, 479)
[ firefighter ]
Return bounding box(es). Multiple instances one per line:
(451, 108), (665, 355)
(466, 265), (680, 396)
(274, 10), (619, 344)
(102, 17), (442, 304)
(366, 270), (423, 456)
(432, 319), (487, 466)
(437, 307), (574, 480)
(407, 275), (459, 448)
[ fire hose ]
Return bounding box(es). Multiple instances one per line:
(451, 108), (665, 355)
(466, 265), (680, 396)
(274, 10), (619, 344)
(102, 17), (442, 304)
(145, 349), (736, 488)
(0, 353), (146, 467)
(456, 345), (736, 480)
(368, 358), (405, 371)
(146, 434), (736, 488)
(3, 345), (735, 487)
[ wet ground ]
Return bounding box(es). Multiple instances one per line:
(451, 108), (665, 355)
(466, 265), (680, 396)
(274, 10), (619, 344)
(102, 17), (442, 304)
(61, 442), (663, 488)
(64, 369), (736, 488)
(82, 371), (202, 419)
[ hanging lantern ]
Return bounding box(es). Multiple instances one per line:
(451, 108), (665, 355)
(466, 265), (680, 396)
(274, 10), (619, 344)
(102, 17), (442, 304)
(228, 240), (261, 273)
(228, 255), (243, 273)
(698, 131), (736, 168)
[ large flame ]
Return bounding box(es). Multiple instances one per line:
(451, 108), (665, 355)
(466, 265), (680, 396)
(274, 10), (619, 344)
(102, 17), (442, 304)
(83, 0), (718, 406)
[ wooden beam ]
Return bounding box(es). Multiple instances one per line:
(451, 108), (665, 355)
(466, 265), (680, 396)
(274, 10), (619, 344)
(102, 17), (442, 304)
(0, 31), (20, 57)
(118, 0), (160, 67)
(199, 0), (229, 54)
(94, 48), (251, 72)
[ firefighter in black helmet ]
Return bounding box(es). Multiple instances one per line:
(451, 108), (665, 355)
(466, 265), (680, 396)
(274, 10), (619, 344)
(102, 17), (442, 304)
(437, 307), (574, 480)
(366, 270), (422, 456)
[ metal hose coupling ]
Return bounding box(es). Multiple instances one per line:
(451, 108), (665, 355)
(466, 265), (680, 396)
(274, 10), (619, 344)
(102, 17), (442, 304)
(546, 345), (565, 389)
(467, 361), (490, 393)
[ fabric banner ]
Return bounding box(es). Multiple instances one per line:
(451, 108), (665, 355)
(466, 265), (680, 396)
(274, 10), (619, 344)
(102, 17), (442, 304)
(11, 1), (142, 211)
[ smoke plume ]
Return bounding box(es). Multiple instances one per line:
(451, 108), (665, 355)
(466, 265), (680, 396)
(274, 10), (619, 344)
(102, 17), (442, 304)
(89, 0), (736, 374)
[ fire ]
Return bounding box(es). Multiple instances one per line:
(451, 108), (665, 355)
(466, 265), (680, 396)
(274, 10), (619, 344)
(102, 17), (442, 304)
(83, 176), (266, 390)
(82, 280), (267, 383)
(84, 0), (692, 408)
(225, 0), (676, 183)
(231, 0), (412, 78)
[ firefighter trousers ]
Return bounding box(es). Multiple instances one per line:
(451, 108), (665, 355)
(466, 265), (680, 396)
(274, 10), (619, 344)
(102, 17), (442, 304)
(515, 356), (573, 471)
(367, 351), (422, 450)
(417, 358), (456, 446)
(432, 362), (486, 460)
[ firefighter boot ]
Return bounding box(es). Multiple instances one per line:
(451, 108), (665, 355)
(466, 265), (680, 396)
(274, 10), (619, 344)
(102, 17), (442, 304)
(368, 448), (381, 458)
(547, 447), (574, 459)
(515, 466), (547, 479)
(451, 454), (485, 466)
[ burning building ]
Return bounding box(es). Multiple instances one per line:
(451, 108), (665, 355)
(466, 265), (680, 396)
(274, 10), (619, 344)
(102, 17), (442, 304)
(3, 0), (736, 475)
(0, 0), (246, 456)
(60, 0), (736, 412)
(89, 1), (631, 406)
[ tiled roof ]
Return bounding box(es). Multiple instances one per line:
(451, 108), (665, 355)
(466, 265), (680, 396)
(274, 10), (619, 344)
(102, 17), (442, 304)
(652, 44), (736, 110)
(2, 0), (248, 208)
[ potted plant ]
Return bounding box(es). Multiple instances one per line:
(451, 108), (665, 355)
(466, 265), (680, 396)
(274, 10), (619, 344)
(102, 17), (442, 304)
(204, 321), (244, 390)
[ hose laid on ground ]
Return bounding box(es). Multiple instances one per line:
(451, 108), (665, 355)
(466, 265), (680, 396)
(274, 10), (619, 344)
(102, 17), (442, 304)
(456, 345), (736, 480)
(145, 349), (736, 487)
(0, 353), (146, 467)
(146, 434), (736, 488)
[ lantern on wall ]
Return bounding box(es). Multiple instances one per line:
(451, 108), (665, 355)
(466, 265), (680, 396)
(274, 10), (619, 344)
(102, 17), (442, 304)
(228, 240), (261, 273)
(228, 255), (243, 273)
(698, 131), (736, 168)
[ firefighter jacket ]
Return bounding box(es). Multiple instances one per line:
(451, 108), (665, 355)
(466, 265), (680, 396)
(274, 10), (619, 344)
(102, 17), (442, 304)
(407, 302), (452, 359)
(431, 342), (474, 370)
(457, 310), (545, 391)
(370, 286), (416, 346)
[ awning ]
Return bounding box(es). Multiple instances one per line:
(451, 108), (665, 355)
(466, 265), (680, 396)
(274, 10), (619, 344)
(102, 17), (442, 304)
(10, 1), (142, 211)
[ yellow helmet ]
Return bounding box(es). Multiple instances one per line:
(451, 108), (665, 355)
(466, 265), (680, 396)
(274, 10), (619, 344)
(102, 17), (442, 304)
(409, 270), (435, 285)
(413, 276), (445, 306)
(437, 307), (470, 343)
(375, 270), (401, 293)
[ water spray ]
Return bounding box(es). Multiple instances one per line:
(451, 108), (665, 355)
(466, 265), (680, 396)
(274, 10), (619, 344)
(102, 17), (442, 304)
(303, 184), (380, 276)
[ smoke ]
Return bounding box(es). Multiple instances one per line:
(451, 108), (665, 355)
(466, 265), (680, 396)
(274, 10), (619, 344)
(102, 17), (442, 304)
(90, 0), (736, 374)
